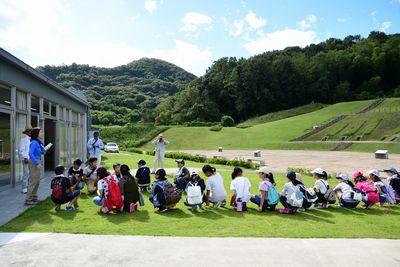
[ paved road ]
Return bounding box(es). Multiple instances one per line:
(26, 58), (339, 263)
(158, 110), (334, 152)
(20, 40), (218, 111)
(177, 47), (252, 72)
(1, 233), (400, 266)
(182, 149), (400, 175)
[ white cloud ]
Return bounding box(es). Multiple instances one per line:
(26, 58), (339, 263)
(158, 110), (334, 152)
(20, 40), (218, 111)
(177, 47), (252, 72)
(0, 0), (210, 76)
(230, 20), (244, 37)
(181, 12), (212, 34)
(152, 40), (212, 76)
(244, 29), (319, 55)
(370, 10), (377, 22)
(380, 21), (392, 32)
(337, 17), (348, 23)
(245, 11), (266, 30)
(144, 0), (157, 14)
(298, 14), (317, 29)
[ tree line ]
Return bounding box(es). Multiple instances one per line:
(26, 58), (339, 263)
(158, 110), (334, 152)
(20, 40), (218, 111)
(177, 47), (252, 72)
(153, 31), (400, 125)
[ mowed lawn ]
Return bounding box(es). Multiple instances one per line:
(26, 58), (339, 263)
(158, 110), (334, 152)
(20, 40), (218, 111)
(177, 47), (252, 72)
(1, 152), (400, 238)
(141, 100), (373, 151)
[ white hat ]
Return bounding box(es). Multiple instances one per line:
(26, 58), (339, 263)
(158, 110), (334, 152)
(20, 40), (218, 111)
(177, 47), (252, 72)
(311, 168), (325, 175)
(256, 166), (270, 174)
(367, 169), (380, 177)
(336, 173), (349, 181)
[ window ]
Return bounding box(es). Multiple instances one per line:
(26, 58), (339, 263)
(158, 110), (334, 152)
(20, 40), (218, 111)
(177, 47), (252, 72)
(0, 85), (11, 106)
(50, 103), (57, 117)
(31, 96), (40, 113)
(0, 112), (11, 187)
(43, 100), (50, 115)
(16, 91), (27, 110)
(71, 111), (78, 123)
(31, 115), (39, 127)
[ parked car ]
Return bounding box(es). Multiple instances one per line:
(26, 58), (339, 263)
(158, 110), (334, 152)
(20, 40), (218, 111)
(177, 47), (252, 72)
(104, 142), (119, 153)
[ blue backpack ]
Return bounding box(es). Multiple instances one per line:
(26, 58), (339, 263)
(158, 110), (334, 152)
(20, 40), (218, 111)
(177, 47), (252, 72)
(267, 185), (279, 205)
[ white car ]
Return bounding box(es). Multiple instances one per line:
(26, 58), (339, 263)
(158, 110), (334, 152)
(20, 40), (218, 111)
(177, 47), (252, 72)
(104, 142), (119, 153)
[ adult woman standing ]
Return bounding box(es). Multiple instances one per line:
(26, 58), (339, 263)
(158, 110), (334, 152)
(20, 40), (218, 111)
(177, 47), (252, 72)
(25, 127), (45, 205)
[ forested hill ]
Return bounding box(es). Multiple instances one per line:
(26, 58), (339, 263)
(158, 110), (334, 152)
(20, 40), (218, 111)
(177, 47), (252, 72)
(154, 31), (400, 125)
(37, 58), (196, 125)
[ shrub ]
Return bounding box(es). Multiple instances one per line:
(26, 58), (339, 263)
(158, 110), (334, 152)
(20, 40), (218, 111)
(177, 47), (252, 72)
(164, 152), (259, 169)
(183, 121), (219, 127)
(221, 115), (235, 127)
(210, 125), (223, 131)
(286, 167), (336, 179)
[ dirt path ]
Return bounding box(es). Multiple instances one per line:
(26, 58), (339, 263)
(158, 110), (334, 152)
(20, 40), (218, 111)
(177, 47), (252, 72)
(181, 150), (400, 175)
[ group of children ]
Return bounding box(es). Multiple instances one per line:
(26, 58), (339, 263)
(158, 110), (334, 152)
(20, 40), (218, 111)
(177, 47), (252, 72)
(50, 156), (400, 215)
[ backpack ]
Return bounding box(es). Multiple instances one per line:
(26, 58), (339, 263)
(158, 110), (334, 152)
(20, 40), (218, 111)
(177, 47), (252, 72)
(321, 180), (336, 203)
(187, 182), (203, 205)
(102, 177), (124, 213)
(289, 185), (304, 208)
(164, 183), (182, 205)
(383, 183), (396, 204)
(267, 185), (279, 205)
(299, 186), (318, 203)
(51, 178), (63, 199)
(352, 188), (363, 202)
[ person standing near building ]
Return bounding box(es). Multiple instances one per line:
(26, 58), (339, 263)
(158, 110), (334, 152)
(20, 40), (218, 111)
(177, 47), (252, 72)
(25, 127), (45, 205)
(18, 125), (32, 194)
(87, 131), (104, 164)
(152, 134), (169, 173)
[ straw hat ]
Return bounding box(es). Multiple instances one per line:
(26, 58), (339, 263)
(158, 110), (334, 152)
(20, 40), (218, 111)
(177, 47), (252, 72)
(22, 125), (32, 134)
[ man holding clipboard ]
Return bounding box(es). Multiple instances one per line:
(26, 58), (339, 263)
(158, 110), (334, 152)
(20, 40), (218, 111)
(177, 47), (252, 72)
(87, 131), (104, 164)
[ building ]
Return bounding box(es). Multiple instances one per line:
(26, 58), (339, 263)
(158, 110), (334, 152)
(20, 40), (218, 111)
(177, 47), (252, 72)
(0, 48), (90, 190)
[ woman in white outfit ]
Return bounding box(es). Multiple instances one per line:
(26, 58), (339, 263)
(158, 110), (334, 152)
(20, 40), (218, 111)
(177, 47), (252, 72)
(152, 134), (169, 173)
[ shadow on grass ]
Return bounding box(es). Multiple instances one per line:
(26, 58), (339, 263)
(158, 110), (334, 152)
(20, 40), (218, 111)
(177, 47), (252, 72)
(155, 208), (193, 218)
(191, 208), (225, 219)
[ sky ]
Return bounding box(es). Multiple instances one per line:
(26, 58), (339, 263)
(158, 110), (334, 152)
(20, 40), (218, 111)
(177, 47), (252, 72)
(0, 0), (399, 76)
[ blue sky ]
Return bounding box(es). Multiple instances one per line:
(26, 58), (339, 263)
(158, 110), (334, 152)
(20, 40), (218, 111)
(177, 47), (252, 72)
(0, 0), (399, 76)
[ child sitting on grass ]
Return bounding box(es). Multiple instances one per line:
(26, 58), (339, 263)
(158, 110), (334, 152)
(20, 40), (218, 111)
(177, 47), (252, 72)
(83, 157), (98, 194)
(135, 159), (151, 192)
(51, 165), (80, 212)
(184, 171), (206, 211)
(68, 159), (84, 190)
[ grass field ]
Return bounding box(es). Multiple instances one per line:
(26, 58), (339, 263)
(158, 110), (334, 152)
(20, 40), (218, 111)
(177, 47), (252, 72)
(142, 100), (373, 151)
(1, 153), (400, 238)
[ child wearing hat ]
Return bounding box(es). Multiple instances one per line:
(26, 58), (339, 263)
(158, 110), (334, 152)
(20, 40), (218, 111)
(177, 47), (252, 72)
(250, 167), (277, 212)
(353, 171), (379, 209)
(312, 167), (334, 208)
(368, 169), (386, 207)
(333, 173), (359, 208)
(174, 159), (190, 192)
(384, 168), (400, 203)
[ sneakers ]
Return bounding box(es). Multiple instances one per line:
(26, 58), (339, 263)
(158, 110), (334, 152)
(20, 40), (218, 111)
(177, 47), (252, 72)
(298, 207), (306, 212)
(22, 188), (28, 194)
(66, 206), (77, 211)
(158, 207), (169, 213)
(221, 200), (227, 207)
(322, 204), (328, 209)
(55, 205), (61, 212)
(279, 208), (293, 214)
(24, 200), (38, 206)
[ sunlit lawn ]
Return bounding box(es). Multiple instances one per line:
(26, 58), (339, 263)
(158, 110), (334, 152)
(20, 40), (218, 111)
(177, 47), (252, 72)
(1, 152), (400, 238)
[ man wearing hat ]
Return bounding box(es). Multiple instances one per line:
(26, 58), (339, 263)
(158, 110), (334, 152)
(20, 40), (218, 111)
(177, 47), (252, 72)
(87, 131), (104, 164)
(151, 134), (169, 173)
(18, 125), (32, 193)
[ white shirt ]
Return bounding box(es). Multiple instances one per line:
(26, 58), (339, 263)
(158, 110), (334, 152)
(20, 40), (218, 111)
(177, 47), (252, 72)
(206, 173), (227, 201)
(333, 182), (353, 199)
(281, 182), (297, 199)
(18, 134), (30, 160)
(83, 166), (97, 181)
(387, 175), (397, 183)
(314, 179), (329, 194)
(230, 176), (251, 202)
(152, 139), (169, 153)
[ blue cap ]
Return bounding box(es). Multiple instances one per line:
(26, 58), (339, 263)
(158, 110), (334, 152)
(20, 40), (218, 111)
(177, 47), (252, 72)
(286, 171), (296, 181)
(383, 167), (398, 174)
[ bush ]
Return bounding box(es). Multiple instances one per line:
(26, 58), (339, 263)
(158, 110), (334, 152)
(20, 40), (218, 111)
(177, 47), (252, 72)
(221, 115), (235, 127)
(164, 152), (259, 169)
(286, 167), (336, 179)
(183, 121), (219, 127)
(209, 125), (223, 131)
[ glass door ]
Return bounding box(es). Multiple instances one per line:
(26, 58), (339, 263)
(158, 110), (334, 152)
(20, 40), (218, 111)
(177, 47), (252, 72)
(0, 112), (11, 187)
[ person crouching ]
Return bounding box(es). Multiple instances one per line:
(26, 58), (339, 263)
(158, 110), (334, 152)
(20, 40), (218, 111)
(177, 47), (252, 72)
(51, 165), (80, 212)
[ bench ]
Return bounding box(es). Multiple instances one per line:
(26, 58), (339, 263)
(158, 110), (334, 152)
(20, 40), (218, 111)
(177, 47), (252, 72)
(375, 150), (389, 159)
(247, 158), (266, 166)
(254, 150), (261, 157)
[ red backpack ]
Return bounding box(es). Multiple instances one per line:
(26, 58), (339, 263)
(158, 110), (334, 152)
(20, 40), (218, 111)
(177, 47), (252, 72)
(51, 178), (63, 199)
(102, 176), (123, 213)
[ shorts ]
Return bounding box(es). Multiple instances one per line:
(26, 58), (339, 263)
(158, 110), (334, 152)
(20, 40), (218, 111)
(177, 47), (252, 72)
(51, 191), (80, 205)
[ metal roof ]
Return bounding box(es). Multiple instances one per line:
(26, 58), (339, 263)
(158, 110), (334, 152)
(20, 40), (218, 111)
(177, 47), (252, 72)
(0, 47), (89, 106)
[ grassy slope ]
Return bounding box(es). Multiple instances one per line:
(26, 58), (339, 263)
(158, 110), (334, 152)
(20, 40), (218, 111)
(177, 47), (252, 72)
(304, 98), (400, 141)
(142, 100), (372, 150)
(237, 102), (327, 128)
(2, 153), (399, 238)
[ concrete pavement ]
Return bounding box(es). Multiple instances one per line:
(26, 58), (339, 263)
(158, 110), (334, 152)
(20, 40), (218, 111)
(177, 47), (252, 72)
(1, 233), (400, 266)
